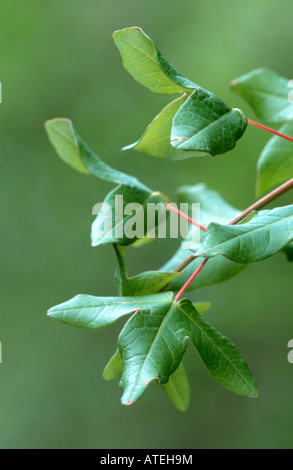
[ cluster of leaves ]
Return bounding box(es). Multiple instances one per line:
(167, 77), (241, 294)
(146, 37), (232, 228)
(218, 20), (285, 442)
(232, 68), (293, 197)
(46, 27), (293, 411)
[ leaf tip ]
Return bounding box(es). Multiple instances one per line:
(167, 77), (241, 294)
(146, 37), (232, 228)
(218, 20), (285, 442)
(131, 308), (140, 314)
(113, 26), (143, 39)
(250, 388), (260, 399)
(44, 117), (72, 129)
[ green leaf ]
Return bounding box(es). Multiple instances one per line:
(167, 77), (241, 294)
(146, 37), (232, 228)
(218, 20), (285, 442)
(47, 292), (173, 329)
(162, 250), (246, 292)
(91, 185), (168, 247)
(119, 299), (258, 405)
(160, 184), (247, 291)
(177, 183), (240, 225)
(45, 118), (148, 191)
(103, 349), (122, 381)
(103, 350), (190, 411)
(231, 68), (293, 124)
(103, 348), (190, 412)
(160, 363), (190, 412)
(179, 301), (258, 398)
(256, 121), (293, 197)
(283, 242), (293, 261)
(114, 245), (181, 296)
(171, 89), (247, 156)
(46, 119), (170, 248)
(123, 94), (199, 159)
(123, 271), (181, 296)
(113, 27), (196, 95)
(45, 118), (89, 174)
(196, 205), (293, 263)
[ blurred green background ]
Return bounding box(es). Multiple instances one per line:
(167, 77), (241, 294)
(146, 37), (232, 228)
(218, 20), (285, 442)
(1, 0), (293, 449)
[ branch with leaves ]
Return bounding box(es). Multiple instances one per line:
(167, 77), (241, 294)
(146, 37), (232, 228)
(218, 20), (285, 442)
(46, 27), (293, 411)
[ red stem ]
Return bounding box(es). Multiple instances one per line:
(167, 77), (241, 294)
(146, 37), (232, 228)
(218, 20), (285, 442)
(166, 202), (207, 231)
(175, 259), (208, 301)
(174, 177), (293, 300)
(248, 119), (293, 143)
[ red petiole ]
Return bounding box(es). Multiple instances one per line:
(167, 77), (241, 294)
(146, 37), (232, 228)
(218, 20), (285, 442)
(247, 119), (293, 143)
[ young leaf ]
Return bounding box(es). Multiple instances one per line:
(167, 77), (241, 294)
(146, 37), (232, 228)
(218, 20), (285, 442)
(256, 121), (293, 197)
(171, 88), (247, 156)
(196, 205), (293, 263)
(103, 349), (122, 381)
(45, 118), (148, 191)
(114, 244), (181, 296)
(231, 68), (293, 124)
(160, 363), (190, 412)
(123, 94), (194, 159)
(47, 292), (173, 329)
(122, 271), (181, 296)
(119, 299), (258, 405)
(91, 184), (168, 247)
(113, 27), (196, 95)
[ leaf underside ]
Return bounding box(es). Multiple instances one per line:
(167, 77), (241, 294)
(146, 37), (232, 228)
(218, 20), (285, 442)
(113, 26), (196, 95)
(123, 94), (196, 159)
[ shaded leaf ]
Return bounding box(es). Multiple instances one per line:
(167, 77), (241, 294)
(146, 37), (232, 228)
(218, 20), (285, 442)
(47, 292), (173, 329)
(113, 27), (196, 95)
(171, 89), (247, 156)
(196, 205), (293, 263)
(103, 349), (122, 381)
(160, 363), (190, 412)
(160, 184), (246, 291)
(231, 68), (293, 124)
(123, 94), (198, 159)
(162, 250), (246, 292)
(256, 121), (293, 197)
(238, 211), (257, 225)
(114, 245), (181, 296)
(119, 299), (258, 405)
(103, 348), (190, 412)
